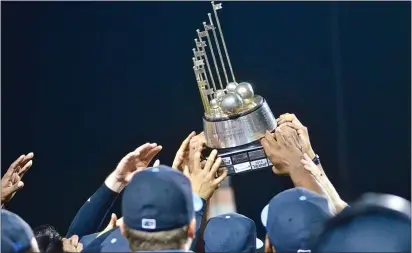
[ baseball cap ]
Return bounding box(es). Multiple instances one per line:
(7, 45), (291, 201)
(260, 188), (333, 252)
(313, 214), (411, 252)
(79, 232), (99, 248)
(80, 228), (117, 253)
(122, 165), (203, 232)
(204, 213), (263, 252)
(311, 193), (411, 252)
(1, 210), (36, 253)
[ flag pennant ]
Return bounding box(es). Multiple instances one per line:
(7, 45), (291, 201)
(213, 3), (222, 10)
(196, 41), (207, 48)
(204, 24), (215, 30)
(198, 31), (208, 37)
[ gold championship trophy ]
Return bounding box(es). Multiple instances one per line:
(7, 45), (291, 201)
(192, 2), (277, 175)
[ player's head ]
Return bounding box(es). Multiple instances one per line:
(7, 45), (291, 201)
(261, 188), (333, 252)
(120, 165), (203, 252)
(310, 193), (411, 252)
(2, 209), (40, 253)
(204, 212), (263, 252)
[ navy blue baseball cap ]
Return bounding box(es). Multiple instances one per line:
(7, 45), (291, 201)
(311, 193), (411, 252)
(79, 232), (100, 249)
(122, 165), (203, 232)
(204, 213), (263, 252)
(1, 210), (36, 253)
(313, 214), (411, 252)
(261, 188), (333, 252)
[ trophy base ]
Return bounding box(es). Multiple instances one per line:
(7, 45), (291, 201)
(204, 140), (273, 176)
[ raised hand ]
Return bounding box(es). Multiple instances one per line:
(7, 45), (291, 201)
(172, 132), (196, 172)
(1, 153), (34, 206)
(189, 150), (227, 200)
(105, 143), (162, 193)
(188, 132), (206, 172)
(277, 113), (315, 159)
(261, 129), (303, 175)
(115, 143), (162, 183)
(172, 131), (206, 175)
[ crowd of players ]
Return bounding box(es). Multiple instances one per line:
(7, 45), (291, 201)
(1, 113), (411, 253)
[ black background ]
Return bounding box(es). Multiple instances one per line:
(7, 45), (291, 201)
(2, 2), (410, 239)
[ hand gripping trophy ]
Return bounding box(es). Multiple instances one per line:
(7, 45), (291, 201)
(192, 2), (277, 175)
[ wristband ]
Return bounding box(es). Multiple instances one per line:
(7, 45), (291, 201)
(312, 154), (320, 165)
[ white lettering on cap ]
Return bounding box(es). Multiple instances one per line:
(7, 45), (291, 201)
(297, 249), (311, 253)
(142, 218), (156, 229)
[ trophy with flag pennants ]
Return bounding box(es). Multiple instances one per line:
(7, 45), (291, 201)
(192, 2), (277, 175)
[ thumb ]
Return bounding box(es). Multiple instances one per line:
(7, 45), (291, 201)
(271, 166), (282, 175)
(110, 213), (117, 226)
(116, 217), (124, 227)
(11, 181), (24, 192)
(97, 213), (117, 238)
(153, 159), (160, 167)
(124, 171), (138, 183)
(172, 158), (182, 170)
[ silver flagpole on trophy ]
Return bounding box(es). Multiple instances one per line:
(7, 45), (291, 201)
(211, 1), (236, 83)
(207, 13), (229, 86)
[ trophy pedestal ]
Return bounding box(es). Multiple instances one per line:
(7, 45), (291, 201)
(204, 140), (273, 176)
(202, 97), (276, 176)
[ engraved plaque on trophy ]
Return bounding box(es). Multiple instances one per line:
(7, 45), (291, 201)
(192, 2), (277, 175)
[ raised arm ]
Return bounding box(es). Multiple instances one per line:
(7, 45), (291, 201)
(66, 143), (162, 238)
(277, 113), (348, 213)
(172, 131), (228, 252)
(301, 153), (348, 213)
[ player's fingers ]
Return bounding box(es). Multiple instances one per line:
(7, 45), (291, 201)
(7, 155), (25, 176)
(214, 168), (228, 185)
(204, 150), (218, 173)
(209, 157), (222, 177)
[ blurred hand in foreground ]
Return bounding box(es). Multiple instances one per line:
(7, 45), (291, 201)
(62, 235), (83, 252)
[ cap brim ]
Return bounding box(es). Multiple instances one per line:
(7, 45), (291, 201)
(260, 204), (269, 227)
(193, 192), (203, 212)
(256, 238), (264, 249)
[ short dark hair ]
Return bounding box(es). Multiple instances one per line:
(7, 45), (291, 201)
(123, 224), (188, 251)
(33, 225), (63, 253)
